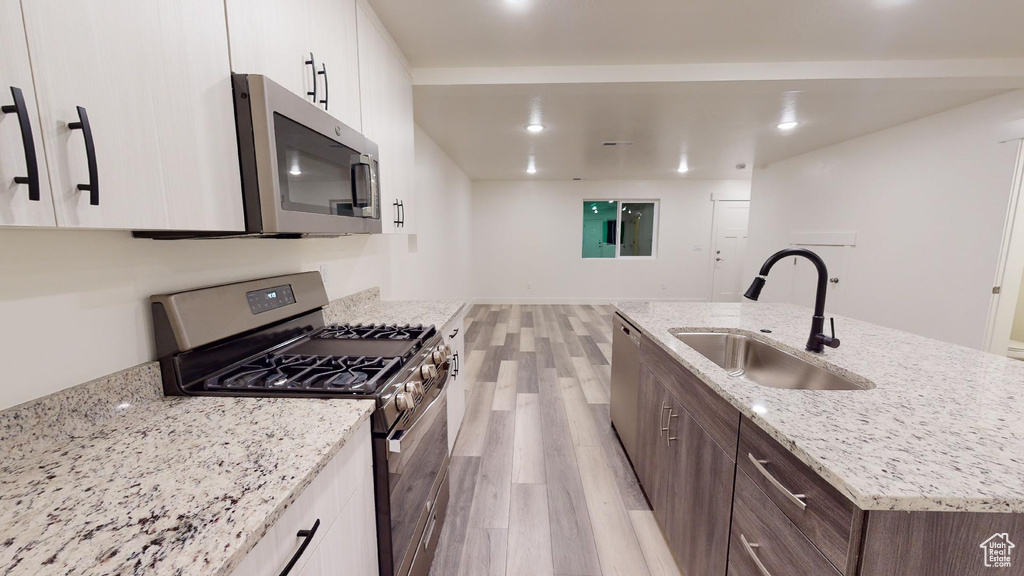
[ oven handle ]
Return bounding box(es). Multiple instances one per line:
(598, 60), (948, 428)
(387, 372), (449, 454)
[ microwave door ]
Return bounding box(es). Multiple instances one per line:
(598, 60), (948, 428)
(353, 154), (378, 218)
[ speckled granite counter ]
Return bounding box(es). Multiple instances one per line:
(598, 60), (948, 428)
(0, 364), (373, 576)
(323, 286), (467, 332)
(614, 301), (1024, 514)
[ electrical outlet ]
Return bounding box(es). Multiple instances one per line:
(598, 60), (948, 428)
(319, 264), (330, 289)
(692, 244), (703, 251)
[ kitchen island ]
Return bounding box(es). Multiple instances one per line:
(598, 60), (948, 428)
(613, 301), (1024, 576)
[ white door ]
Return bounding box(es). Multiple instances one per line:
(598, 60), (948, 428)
(789, 244), (850, 315)
(312, 0), (362, 132)
(0, 0), (55, 227)
(357, 5), (415, 234)
(225, 0), (316, 102)
(23, 0), (244, 231)
(711, 201), (750, 301)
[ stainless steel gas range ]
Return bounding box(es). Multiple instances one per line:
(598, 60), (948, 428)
(151, 272), (450, 576)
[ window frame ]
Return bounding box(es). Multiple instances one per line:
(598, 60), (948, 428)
(581, 198), (660, 260)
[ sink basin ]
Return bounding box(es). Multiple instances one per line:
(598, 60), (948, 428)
(673, 332), (872, 391)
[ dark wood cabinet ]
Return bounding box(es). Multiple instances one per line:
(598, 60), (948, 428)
(635, 365), (670, 516)
(663, 403), (735, 576)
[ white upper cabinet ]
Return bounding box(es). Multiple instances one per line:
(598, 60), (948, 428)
(20, 0), (244, 231)
(357, 4), (416, 234)
(226, 0), (362, 132)
(0, 0), (55, 227)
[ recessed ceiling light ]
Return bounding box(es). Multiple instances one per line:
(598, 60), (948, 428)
(677, 166), (689, 174)
(526, 167), (537, 174)
(526, 124), (544, 133)
(777, 121), (799, 131)
(289, 168), (302, 176)
(607, 200), (615, 203)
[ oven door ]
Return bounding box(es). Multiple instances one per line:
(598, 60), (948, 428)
(380, 370), (450, 576)
(235, 73), (382, 235)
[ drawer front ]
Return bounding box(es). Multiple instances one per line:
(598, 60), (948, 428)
(639, 334), (740, 455)
(231, 419), (374, 576)
(738, 418), (862, 574)
(729, 470), (842, 576)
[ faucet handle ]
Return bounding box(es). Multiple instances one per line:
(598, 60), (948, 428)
(823, 317), (841, 349)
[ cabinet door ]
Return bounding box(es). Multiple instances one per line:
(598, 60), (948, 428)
(0, 0), (54, 227)
(446, 315), (467, 452)
(23, 0), (244, 231)
(635, 366), (670, 515)
(356, 4), (414, 234)
(311, 0), (362, 132)
(296, 470), (379, 576)
(663, 402), (735, 576)
(225, 0), (316, 102)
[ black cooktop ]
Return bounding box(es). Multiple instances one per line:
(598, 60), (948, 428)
(198, 323), (436, 396)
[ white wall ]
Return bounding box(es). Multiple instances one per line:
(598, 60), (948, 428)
(0, 129), (472, 410)
(472, 179), (751, 302)
(746, 90), (1024, 349)
(1013, 267), (1024, 343)
(389, 125), (473, 300)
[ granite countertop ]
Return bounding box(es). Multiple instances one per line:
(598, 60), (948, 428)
(614, 301), (1024, 514)
(322, 287), (467, 332)
(0, 287), (467, 575)
(0, 384), (374, 576)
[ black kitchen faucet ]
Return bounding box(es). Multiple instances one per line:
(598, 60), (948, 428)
(743, 248), (841, 353)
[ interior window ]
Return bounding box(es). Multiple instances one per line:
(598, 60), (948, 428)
(581, 200), (658, 259)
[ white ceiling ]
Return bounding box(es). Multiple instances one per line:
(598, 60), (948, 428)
(368, 0), (1024, 68)
(413, 80), (1013, 181)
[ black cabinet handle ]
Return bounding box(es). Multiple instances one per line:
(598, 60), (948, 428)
(393, 199), (402, 227)
(68, 106), (98, 206)
(452, 351), (460, 379)
(317, 63), (328, 111)
(1, 87), (40, 201)
(305, 52), (317, 103)
(279, 518), (320, 576)
(449, 327), (459, 339)
(399, 200), (405, 227)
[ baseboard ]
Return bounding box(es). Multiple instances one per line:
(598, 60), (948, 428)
(470, 296), (709, 305)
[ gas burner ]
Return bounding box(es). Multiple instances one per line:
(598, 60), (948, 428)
(316, 323), (432, 342)
(205, 354), (400, 394)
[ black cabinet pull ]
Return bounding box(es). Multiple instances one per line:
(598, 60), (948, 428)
(305, 52), (317, 103)
(399, 200), (405, 227)
(393, 199), (402, 227)
(1, 87), (40, 201)
(68, 106), (98, 206)
(452, 351), (460, 378)
(317, 63), (328, 111)
(279, 518), (320, 576)
(449, 327), (459, 339)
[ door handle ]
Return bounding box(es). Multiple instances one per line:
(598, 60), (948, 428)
(68, 106), (99, 206)
(740, 534), (773, 576)
(1, 87), (40, 201)
(305, 52), (317, 103)
(747, 453), (807, 510)
(665, 408), (679, 446)
(278, 518), (320, 576)
(317, 63), (328, 110)
(716, 257), (724, 262)
(659, 402), (671, 436)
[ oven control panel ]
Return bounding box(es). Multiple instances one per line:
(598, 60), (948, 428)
(246, 284), (296, 314)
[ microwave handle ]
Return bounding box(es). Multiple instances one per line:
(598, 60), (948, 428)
(356, 154), (378, 218)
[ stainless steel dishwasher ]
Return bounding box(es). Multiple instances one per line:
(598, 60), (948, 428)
(610, 313), (642, 460)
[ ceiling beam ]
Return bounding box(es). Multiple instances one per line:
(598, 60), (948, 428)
(412, 59), (1024, 86)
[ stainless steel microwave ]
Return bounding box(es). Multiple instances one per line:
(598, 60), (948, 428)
(231, 73), (382, 236)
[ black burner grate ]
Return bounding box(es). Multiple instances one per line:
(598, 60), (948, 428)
(315, 323), (432, 341)
(204, 354), (400, 394)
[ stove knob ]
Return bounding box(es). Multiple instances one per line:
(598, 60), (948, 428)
(395, 392), (415, 412)
(433, 344), (452, 364)
(406, 381), (425, 396)
(420, 364), (439, 380)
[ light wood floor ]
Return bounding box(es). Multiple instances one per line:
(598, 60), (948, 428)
(429, 305), (682, 576)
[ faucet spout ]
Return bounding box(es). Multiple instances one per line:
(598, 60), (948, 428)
(743, 248), (840, 353)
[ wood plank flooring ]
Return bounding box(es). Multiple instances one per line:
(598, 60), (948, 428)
(430, 304), (672, 576)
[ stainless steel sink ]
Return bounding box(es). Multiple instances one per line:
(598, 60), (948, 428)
(673, 332), (873, 391)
